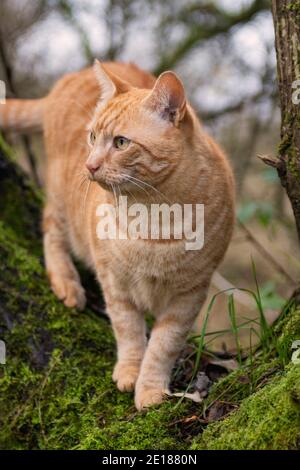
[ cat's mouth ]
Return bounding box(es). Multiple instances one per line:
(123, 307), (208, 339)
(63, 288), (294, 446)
(87, 167), (148, 194)
(88, 172), (128, 191)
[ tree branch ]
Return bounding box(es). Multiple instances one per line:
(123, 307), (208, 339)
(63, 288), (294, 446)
(57, 0), (94, 65)
(239, 222), (297, 287)
(154, 0), (270, 75)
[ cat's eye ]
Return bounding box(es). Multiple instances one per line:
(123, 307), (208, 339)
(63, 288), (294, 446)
(89, 131), (96, 145)
(113, 136), (130, 150)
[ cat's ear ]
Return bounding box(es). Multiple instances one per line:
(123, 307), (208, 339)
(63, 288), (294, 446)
(143, 71), (186, 126)
(94, 60), (131, 102)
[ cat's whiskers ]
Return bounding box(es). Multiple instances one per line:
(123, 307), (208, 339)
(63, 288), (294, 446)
(83, 179), (91, 215)
(111, 183), (118, 208)
(73, 174), (88, 205)
(76, 169), (88, 179)
(127, 174), (171, 204)
(120, 173), (170, 204)
(116, 183), (122, 204)
(78, 174), (88, 192)
(71, 170), (91, 210)
(120, 173), (152, 200)
(73, 172), (89, 213)
(120, 184), (137, 205)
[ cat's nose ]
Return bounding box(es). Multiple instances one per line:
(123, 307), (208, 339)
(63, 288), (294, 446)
(86, 161), (100, 175)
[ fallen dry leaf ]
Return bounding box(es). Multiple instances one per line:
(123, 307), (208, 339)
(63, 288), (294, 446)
(165, 390), (203, 403)
(208, 358), (239, 371)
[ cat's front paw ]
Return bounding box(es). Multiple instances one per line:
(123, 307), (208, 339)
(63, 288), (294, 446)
(112, 362), (140, 392)
(134, 385), (167, 410)
(50, 275), (86, 310)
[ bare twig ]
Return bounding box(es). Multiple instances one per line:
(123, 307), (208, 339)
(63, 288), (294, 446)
(239, 221), (297, 287)
(257, 154), (280, 168)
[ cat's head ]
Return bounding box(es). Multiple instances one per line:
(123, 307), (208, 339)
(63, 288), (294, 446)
(86, 60), (190, 192)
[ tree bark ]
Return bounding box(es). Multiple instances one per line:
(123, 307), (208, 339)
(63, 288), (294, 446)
(272, 1), (300, 241)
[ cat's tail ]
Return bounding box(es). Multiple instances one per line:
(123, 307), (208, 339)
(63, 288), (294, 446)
(0, 98), (46, 133)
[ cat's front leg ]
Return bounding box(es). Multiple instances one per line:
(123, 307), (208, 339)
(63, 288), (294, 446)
(104, 290), (147, 392)
(135, 290), (206, 410)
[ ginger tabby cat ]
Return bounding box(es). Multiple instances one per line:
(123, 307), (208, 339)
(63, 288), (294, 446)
(0, 61), (235, 410)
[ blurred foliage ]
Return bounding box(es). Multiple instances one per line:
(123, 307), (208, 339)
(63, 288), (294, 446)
(237, 201), (274, 227)
(260, 281), (286, 310)
(261, 167), (279, 183)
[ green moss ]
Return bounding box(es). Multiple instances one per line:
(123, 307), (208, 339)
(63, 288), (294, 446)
(0, 221), (190, 449)
(278, 131), (292, 155)
(287, 3), (300, 14)
(189, 306), (300, 450)
(2, 215), (299, 450)
(274, 305), (300, 358)
(190, 365), (300, 450)
(277, 124), (300, 182)
(287, 147), (300, 181)
(199, 305), (300, 408)
(0, 138), (43, 255)
(0, 134), (17, 161)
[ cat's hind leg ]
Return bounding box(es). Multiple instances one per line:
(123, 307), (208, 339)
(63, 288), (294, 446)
(43, 203), (86, 310)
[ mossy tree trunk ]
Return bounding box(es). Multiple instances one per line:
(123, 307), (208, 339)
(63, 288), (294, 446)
(0, 137), (300, 449)
(272, 0), (300, 241)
